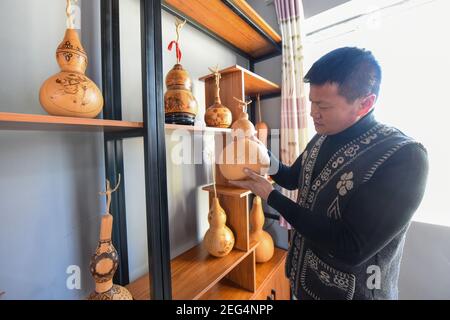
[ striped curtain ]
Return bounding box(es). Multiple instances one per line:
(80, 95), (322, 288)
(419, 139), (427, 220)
(274, 0), (309, 229)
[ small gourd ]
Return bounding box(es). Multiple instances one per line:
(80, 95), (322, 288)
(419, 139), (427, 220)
(204, 65), (232, 128)
(250, 196), (274, 263)
(204, 197), (235, 257)
(88, 176), (132, 300)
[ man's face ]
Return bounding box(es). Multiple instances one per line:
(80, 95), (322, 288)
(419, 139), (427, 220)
(309, 83), (373, 135)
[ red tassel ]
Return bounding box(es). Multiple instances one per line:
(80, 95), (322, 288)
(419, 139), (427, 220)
(168, 40), (182, 63)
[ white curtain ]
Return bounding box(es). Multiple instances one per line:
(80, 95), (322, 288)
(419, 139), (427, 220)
(274, 0), (309, 228)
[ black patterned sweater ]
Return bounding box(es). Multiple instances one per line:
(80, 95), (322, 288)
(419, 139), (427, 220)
(267, 110), (429, 300)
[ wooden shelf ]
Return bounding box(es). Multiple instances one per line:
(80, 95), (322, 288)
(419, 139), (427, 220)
(163, 0), (281, 59)
(199, 65), (280, 96)
(165, 123), (231, 133)
(127, 241), (258, 300)
(198, 247), (287, 300)
(0, 112), (143, 133)
(202, 178), (274, 198)
(202, 184), (252, 198)
(199, 277), (254, 300)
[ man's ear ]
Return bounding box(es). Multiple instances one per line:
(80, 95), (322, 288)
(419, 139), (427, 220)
(358, 94), (376, 116)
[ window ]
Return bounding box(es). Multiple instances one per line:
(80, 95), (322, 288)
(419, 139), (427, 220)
(303, 0), (450, 226)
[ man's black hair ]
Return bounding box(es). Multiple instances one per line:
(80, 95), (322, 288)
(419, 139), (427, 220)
(304, 47), (382, 103)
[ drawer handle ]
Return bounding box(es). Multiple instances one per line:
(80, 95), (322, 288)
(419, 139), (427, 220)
(271, 289), (277, 300)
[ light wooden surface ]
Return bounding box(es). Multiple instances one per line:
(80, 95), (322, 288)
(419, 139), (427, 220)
(0, 112), (143, 132)
(126, 275), (153, 300)
(225, 250), (256, 292)
(202, 184), (252, 198)
(199, 277), (254, 300)
(229, 0), (282, 43)
(200, 247), (288, 300)
(200, 65), (280, 97)
(127, 242), (258, 300)
(253, 257), (289, 300)
(164, 0), (281, 58)
(254, 247), (287, 292)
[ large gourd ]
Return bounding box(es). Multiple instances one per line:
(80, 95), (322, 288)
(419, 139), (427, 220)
(164, 19), (198, 125)
(218, 98), (270, 181)
(39, 0), (103, 118)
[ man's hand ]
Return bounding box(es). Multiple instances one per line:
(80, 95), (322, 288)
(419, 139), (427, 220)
(229, 168), (274, 201)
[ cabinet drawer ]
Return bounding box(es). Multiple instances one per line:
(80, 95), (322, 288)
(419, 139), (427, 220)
(253, 262), (290, 300)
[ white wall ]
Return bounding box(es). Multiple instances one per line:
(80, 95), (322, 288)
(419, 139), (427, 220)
(0, 0), (104, 299)
(399, 222), (450, 299)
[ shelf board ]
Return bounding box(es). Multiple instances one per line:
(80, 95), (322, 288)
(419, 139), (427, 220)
(198, 247), (287, 300)
(165, 123), (231, 133)
(127, 242), (258, 300)
(199, 277), (254, 300)
(202, 184), (253, 198)
(0, 112), (143, 133)
(163, 0), (281, 59)
(172, 242), (258, 300)
(199, 65), (280, 96)
(203, 178), (274, 198)
(229, 0), (281, 44)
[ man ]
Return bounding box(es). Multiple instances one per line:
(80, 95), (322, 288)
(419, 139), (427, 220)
(230, 47), (429, 300)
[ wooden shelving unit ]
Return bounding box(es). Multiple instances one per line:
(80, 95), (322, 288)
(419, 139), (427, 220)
(200, 247), (288, 300)
(126, 1), (287, 301)
(200, 64), (280, 128)
(127, 242), (258, 300)
(199, 65), (281, 96)
(0, 112), (143, 133)
(163, 0), (282, 59)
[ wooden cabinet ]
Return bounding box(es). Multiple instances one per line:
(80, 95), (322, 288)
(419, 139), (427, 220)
(253, 251), (290, 300)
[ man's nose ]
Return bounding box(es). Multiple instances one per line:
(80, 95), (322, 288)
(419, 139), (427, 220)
(310, 105), (320, 119)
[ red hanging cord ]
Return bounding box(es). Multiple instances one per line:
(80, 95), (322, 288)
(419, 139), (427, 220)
(168, 40), (182, 64)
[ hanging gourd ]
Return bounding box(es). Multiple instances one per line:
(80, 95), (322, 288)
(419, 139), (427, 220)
(250, 196), (274, 263)
(204, 65), (232, 128)
(218, 98), (270, 181)
(203, 153), (235, 257)
(39, 0), (103, 118)
(255, 94), (269, 146)
(88, 176), (132, 300)
(164, 19), (198, 125)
